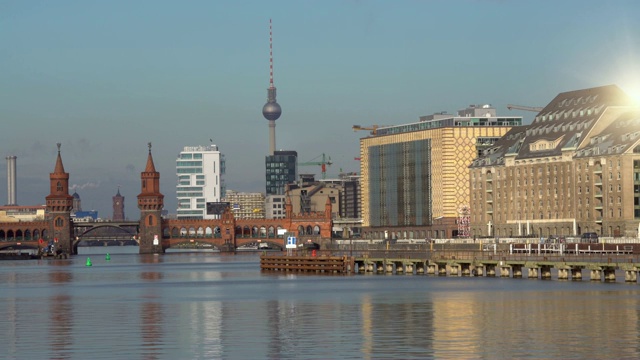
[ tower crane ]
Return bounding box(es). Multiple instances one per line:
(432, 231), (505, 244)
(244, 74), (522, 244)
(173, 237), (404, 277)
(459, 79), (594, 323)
(506, 104), (543, 112)
(299, 153), (333, 179)
(352, 124), (379, 136)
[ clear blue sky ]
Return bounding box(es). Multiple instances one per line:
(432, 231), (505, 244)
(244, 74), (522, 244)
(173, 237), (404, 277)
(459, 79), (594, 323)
(2, 0), (639, 218)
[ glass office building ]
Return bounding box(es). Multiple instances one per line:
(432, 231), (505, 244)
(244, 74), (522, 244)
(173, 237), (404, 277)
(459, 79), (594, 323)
(265, 150), (297, 195)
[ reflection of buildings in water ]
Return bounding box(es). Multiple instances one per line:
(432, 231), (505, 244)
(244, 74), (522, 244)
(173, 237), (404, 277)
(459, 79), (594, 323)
(5, 295), (18, 356)
(48, 262), (73, 284)
(140, 254), (164, 282)
(431, 290), (640, 359)
(178, 295), (222, 358)
(431, 294), (481, 358)
(141, 294), (163, 360)
(47, 264), (74, 356)
(140, 254), (163, 265)
(49, 294), (73, 358)
(360, 295), (373, 359)
(265, 300), (283, 359)
(141, 271), (163, 282)
(366, 299), (436, 357)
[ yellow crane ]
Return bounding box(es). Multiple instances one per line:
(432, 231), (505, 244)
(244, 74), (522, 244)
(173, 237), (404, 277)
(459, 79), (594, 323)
(352, 124), (379, 136)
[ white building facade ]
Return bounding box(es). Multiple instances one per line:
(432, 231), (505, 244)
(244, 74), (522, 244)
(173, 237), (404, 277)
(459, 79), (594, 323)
(176, 145), (226, 219)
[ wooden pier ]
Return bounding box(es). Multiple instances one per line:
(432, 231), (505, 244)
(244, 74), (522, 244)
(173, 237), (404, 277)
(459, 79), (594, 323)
(260, 254), (352, 274)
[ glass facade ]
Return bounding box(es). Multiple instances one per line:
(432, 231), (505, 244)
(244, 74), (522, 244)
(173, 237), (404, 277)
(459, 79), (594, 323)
(368, 139), (432, 227)
(265, 151), (298, 195)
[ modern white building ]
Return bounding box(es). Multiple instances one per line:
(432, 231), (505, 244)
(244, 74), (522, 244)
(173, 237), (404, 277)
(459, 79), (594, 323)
(176, 145), (226, 219)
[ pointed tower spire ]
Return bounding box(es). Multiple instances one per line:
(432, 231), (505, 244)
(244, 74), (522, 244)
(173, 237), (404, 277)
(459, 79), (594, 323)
(54, 143), (66, 174)
(144, 142), (157, 172)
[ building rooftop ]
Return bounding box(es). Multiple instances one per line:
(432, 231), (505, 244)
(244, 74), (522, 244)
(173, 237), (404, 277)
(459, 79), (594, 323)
(376, 104), (521, 136)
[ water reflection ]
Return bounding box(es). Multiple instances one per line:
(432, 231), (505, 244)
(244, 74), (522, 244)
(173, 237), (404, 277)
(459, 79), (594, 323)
(48, 260), (73, 284)
(49, 294), (72, 359)
(2, 255), (640, 359)
(140, 292), (163, 360)
(140, 254), (164, 282)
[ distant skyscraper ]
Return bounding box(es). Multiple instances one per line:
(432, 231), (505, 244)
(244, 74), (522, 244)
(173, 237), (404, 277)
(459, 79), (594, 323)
(262, 19), (282, 156)
(265, 150), (297, 196)
(176, 145), (226, 219)
(113, 187), (125, 221)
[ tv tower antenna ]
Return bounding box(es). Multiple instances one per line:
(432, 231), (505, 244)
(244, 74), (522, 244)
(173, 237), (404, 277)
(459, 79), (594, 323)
(262, 19), (282, 156)
(269, 18), (274, 89)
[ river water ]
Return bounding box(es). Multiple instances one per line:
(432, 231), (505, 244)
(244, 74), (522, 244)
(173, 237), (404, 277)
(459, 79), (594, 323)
(1, 248), (640, 359)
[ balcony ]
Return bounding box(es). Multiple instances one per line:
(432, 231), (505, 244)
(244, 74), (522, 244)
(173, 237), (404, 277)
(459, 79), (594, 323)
(594, 165), (602, 174)
(594, 176), (603, 185)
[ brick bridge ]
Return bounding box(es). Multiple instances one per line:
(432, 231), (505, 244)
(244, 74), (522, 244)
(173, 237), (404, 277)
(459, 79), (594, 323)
(0, 144), (332, 255)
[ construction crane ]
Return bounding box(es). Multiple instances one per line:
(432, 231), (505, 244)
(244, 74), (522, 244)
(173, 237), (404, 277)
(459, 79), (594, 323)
(299, 153), (332, 179)
(506, 104), (543, 112)
(352, 124), (379, 136)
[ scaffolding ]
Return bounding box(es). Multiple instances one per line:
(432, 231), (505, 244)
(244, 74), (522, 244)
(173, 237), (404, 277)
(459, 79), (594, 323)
(457, 204), (471, 237)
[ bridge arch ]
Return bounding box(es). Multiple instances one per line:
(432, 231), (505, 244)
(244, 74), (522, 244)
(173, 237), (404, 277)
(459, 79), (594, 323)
(76, 224), (137, 239)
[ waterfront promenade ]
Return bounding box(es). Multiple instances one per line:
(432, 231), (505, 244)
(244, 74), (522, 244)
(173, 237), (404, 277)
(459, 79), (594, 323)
(262, 241), (640, 282)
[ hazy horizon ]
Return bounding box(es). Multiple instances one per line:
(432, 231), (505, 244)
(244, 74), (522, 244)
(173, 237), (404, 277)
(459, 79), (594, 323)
(2, 0), (639, 219)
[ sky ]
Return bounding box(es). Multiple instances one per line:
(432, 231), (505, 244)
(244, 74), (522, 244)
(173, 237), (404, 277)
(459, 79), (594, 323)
(2, 0), (640, 219)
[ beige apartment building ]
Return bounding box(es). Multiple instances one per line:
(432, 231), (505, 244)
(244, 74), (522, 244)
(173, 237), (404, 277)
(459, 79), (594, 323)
(222, 190), (265, 219)
(470, 85), (640, 238)
(359, 105), (520, 239)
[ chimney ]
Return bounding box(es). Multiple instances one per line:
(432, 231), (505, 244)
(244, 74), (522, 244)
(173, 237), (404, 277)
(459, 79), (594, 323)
(6, 156), (17, 206)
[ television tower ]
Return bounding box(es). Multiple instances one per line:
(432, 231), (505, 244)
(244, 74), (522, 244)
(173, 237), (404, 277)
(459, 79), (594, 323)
(262, 19), (282, 156)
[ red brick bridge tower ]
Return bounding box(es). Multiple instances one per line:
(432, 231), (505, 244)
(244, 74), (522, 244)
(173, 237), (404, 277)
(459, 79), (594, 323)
(137, 143), (164, 254)
(45, 143), (74, 254)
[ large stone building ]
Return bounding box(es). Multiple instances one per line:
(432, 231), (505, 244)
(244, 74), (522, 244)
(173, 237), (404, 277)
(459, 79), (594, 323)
(469, 85), (640, 238)
(359, 105), (520, 240)
(286, 174), (341, 219)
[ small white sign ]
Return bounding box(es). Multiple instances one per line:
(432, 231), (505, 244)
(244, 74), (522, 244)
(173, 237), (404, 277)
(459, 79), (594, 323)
(153, 235), (159, 246)
(286, 236), (297, 249)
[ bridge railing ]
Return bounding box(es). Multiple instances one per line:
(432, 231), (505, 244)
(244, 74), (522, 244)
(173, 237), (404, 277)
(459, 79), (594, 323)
(280, 249), (640, 264)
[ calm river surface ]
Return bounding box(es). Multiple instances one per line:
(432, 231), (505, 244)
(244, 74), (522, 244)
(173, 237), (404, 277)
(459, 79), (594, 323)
(2, 249), (640, 359)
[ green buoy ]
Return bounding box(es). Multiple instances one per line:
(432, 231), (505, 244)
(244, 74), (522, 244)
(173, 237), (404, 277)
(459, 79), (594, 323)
(86, 257), (92, 267)
(105, 253), (111, 261)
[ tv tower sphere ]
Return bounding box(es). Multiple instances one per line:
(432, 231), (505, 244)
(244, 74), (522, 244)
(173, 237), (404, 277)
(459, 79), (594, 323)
(262, 100), (281, 121)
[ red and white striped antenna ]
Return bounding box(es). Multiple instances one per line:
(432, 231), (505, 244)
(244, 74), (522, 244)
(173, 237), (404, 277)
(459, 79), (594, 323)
(269, 18), (274, 89)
